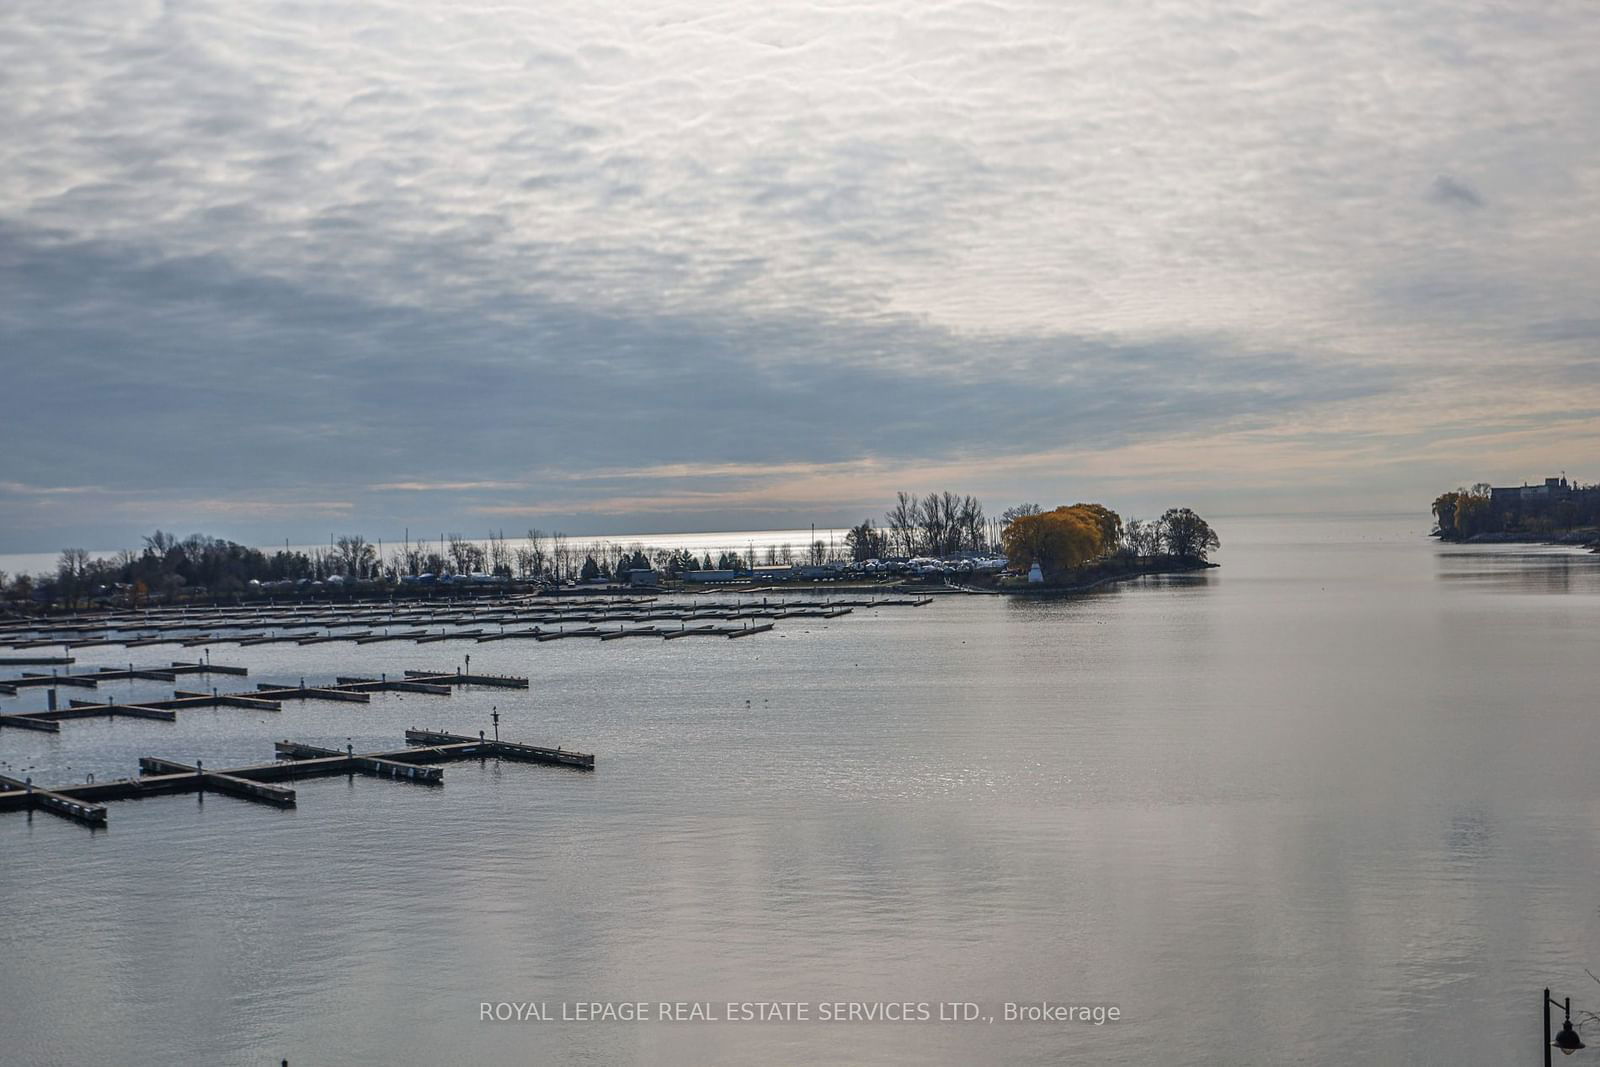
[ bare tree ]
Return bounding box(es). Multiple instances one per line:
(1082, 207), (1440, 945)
(143, 530), (178, 558)
(916, 492), (942, 556)
(1000, 503), (1042, 529)
(845, 520), (887, 561)
(487, 530), (511, 577)
(1123, 519), (1160, 557)
(447, 535), (485, 575)
(550, 532), (571, 582)
(58, 548), (91, 608)
(525, 529), (549, 580)
(334, 535), (375, 578)
(886, 491), (919, 556)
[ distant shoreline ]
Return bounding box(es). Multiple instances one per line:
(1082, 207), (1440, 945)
(1435, 530), (1600, 550)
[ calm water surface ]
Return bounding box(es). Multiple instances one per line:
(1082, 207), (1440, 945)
(2, 515), (1598, 1065)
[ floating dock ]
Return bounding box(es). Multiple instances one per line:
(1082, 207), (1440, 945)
(0, 661), (248, 692)
(0, 593), (929, 650)
(0, 665), (531, 732)
(0, 729), (593, 828)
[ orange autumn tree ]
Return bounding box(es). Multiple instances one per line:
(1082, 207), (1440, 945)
(1071, 502), (1123, 550)
(1002, 504), (1121, 577)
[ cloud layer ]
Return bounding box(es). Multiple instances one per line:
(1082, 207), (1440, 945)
(2, 0), (1598, 549)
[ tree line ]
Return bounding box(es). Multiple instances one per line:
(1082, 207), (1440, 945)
(843, 491), (999, 561)
(1432, 481), (1600, 540)
(3, 497), (1220, 609)
(1, 530), (736, 609)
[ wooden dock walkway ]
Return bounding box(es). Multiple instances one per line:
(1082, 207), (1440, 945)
(0, 660), (248, 692)
(0, 665), (531, 732)
(0, 772), (109, 826)
(0, 592), (932, 650)
(401, 728), (595, 770)
(0, 729), (592, 828)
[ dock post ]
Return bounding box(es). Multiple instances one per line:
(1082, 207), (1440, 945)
(196, 759), (204, 801)
(492, 707), (499, 742)
(47, 688), (57, 712)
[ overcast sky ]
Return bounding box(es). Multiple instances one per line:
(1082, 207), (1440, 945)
(3, 0), (1598, 552)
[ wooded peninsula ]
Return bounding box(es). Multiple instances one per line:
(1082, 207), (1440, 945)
(1432, 475), (1600, 545)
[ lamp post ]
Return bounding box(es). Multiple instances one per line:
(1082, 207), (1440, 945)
(1546, 988), (1586, 1065)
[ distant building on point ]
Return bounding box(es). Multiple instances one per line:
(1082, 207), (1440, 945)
(1482, 475), (1599, 527)
(1489, 476), (1571, 511)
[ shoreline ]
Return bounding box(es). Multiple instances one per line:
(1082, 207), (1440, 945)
(1435, 531), (1600, 550)
(960, 558), (1218, 597)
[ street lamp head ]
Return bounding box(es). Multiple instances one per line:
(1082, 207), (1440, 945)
(1556, 1019), (1585, 1054)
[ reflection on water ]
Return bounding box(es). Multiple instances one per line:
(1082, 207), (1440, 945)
(1436, 543), (1600, 595)
(2, 516), (1599, 1065)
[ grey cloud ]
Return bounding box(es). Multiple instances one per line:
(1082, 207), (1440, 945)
(0, 216), (1396, 548)
(2, 0), (1599, 549)
(1427, 175), (1483, 209)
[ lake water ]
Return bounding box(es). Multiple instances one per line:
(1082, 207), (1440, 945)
(2, 515), (1598, 1065)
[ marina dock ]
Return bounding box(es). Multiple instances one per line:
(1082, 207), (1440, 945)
(0, 729), (593, 828)
(0, 593), (930, 651)
(0, 663), (532, 732)
(0, 589), (923, 835)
